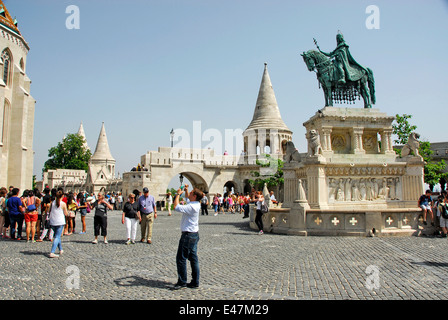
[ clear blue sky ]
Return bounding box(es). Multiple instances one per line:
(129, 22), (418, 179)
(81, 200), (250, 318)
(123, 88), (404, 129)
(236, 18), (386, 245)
(5, 0), (448, 179)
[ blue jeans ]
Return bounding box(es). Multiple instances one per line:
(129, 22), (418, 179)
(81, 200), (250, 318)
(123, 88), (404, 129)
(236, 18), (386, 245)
(176, 232), (200, 285)
(9, 214), (23, 239)
(50, 225), (64, 254)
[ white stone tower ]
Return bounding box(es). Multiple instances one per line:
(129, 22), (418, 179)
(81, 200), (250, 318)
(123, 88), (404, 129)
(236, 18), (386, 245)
(87, 122), (116, 193)
(77, 121), (90, 151)
(0, 1), (36, 190)
(243, 63), (292, 163)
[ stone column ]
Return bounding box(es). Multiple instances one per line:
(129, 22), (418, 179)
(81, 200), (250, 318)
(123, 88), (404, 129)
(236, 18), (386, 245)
(246, 130), (257, 164)
(270, 129), (279, 154)
(351, 127), (365, 154)
(321, 126), (333, 154)
(306, 165), (328, 208)
(380, 128), (395, 154)
(258, 129), (266, 156)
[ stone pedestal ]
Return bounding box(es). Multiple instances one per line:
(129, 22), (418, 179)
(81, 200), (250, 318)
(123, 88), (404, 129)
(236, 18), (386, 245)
(255, 107), (426, 237)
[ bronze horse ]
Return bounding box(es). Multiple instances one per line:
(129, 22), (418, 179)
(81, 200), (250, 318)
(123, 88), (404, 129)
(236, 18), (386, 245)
(301, 50), (375, 108)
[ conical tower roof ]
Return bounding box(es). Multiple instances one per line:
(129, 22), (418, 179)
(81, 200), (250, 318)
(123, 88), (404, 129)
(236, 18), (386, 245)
(91, 122), (115, 162)
(245, 63), (291, 132)
(77, 122), (90, 151)
(0, 0), (20, 34)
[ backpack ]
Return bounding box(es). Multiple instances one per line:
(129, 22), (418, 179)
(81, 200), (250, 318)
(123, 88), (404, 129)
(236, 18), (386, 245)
(441, 203), (448, 219)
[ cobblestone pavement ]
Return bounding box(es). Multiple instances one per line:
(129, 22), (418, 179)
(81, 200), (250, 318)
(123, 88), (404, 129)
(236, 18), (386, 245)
(1, 209), (448, 301)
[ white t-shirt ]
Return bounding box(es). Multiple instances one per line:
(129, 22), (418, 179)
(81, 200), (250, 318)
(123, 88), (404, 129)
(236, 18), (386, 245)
(49, 200), (66, 227)
(175, 199), (200, 232)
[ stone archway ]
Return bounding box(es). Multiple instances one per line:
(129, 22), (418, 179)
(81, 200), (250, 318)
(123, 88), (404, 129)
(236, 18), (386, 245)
(243, 179), (252, 195)
(176, 171), (209, 193)
(223, 180), (238, 195)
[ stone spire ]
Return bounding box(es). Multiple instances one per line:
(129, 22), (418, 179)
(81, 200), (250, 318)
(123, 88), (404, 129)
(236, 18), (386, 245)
(77, 122), (90, 151)
(245, 63), (291, 132)
(242, 63), (293, 160)
(91, 122), (115, 162)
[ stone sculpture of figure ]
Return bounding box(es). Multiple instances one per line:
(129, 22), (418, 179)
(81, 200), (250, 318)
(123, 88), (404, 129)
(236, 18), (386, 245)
(336, 178), (345, 201)
(401, 132), (420, 157)
(306, 129), (323, 156)
(351, 179), (359, 201)
(344, 178), (351, 201)
(359, 178), (366, 201)
(329, 178), (338, 201)
(366, 178), (373, 201)
(394, 177), (400, 200)
(388, 177), (400, 200)
(317, 32), (369, 85)
(371, 178), (378, 199)
(284, 141), (301, 163)
(378, 178), (389, 199)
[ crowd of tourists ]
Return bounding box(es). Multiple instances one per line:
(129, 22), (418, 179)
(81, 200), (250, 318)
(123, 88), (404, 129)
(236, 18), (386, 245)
(0, 184), (276, 257)
(205, 190), (276, 217)
(0, 186), (127, 256)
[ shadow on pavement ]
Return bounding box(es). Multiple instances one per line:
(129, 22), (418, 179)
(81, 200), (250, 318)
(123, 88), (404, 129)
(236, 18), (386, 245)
(114, 275), (174, 290)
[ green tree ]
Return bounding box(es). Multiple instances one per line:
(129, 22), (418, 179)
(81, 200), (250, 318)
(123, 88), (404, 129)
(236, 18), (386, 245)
(44, 133), (92, 172)
(419, 141), (447, 190)
(392, 114), (447, 190)
(248, 154), (284, 190)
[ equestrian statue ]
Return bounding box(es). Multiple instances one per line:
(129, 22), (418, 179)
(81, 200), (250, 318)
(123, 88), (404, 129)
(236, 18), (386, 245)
(301, 32), (376, 108)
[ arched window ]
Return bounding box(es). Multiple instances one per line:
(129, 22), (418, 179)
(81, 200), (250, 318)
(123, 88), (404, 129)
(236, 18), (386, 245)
(1, 99), (11, 148)
(1, 49), (11, 86)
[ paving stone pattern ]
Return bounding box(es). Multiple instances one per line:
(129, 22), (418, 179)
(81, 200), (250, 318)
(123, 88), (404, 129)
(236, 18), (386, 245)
(0, 210), (447, 300)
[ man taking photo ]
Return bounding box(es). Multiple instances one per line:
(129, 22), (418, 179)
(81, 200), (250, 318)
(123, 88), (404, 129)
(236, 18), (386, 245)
(172, 184), (203, 290)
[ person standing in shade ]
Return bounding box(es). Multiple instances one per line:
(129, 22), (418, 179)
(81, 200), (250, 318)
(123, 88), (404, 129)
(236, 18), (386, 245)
(91, 192), (113, 244)
(138, 187), (157, 244)
(172, 184), (202, 290)
(48, 191), (69, 258)
(122, 193), (140, 244)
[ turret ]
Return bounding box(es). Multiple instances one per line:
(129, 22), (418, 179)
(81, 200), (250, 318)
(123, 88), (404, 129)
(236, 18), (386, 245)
(243, 63), (292, 162)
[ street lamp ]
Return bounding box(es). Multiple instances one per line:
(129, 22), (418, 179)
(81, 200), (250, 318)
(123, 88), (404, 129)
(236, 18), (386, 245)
(179, 173), (184, 186)
(170, 128), (174, 148)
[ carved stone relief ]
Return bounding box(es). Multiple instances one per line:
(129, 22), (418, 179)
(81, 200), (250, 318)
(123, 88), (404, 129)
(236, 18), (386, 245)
(362, 134), (378, 153)
(328, 176), (400, 202)
(331, 134), (347, 153)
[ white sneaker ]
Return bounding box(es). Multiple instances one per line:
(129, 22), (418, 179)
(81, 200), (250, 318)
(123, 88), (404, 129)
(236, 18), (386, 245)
(49, 253), (59, 258)
(104, 239), (108, 244)
(92, 239), (98, 244)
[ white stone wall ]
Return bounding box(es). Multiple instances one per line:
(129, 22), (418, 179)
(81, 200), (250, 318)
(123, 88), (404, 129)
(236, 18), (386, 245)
(0, 24), (35, 190)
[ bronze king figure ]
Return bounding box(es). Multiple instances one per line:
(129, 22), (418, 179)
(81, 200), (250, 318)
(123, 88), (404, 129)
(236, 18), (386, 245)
(301, 32), (376, 108)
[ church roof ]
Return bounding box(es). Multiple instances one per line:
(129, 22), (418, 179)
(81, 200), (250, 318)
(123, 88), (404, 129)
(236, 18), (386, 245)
(0, 0), (21, 35)
(91, 122), (115, 162)
(245, 63), (291, 132)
